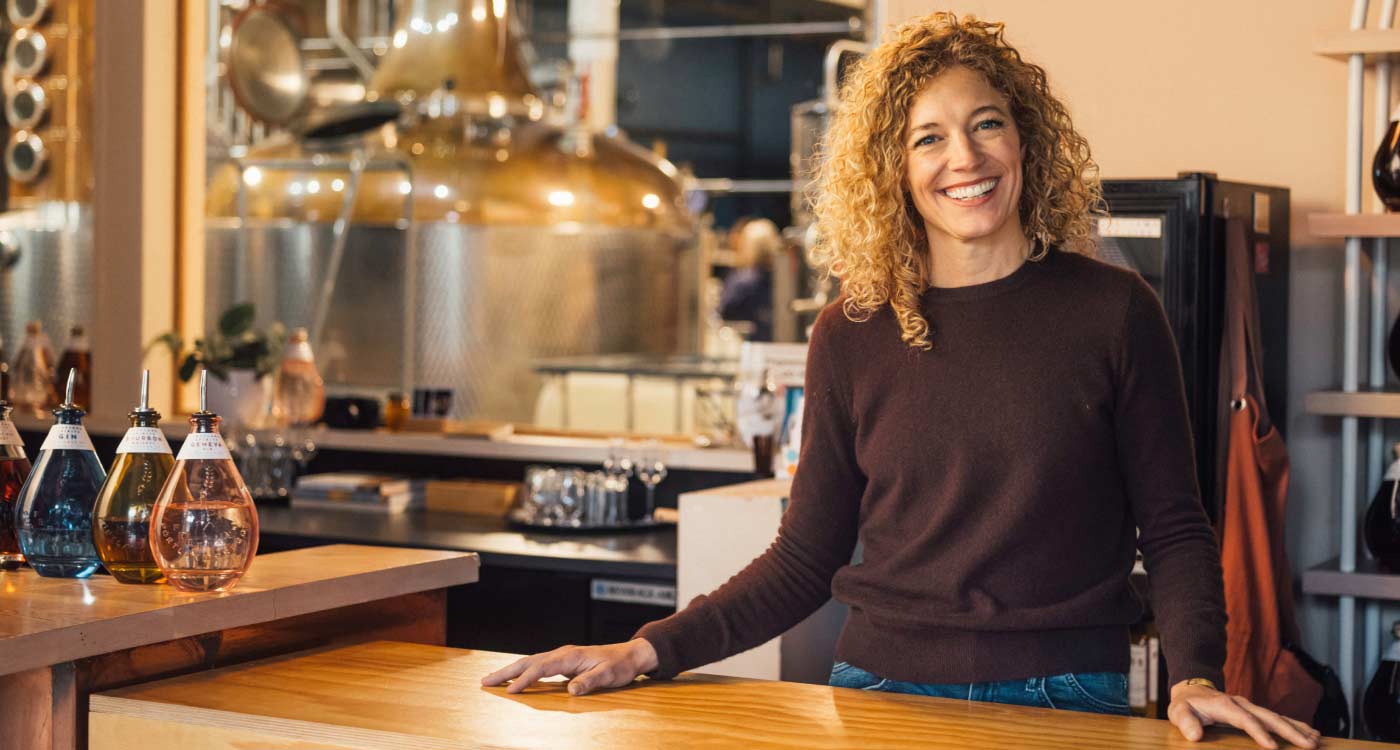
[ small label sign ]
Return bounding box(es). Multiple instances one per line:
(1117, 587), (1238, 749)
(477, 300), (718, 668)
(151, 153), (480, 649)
(40, 424), (94, 452)
(590, 579), (677, 608)
(1097, 217), (1162, 239)
(0, 420), (23, 448)
(116, 427), (172, 455)
(176, 433), (231, 461)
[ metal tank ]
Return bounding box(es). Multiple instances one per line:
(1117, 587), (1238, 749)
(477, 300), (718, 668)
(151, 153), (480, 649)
(206, 0), (697, 423)
(0, 0), (95, 360)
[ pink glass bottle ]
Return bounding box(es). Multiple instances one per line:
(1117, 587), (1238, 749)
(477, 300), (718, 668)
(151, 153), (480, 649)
(150, 370), (259, 592)
(273, 327), (325, 426)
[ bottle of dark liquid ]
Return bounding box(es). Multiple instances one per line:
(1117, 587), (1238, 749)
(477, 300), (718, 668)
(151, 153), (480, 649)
(0, 401), (32, 570)
(1364, 621), (1400, 740)
(1376, 106), (1400, 210)
(55, 324), (90, 411)
(1365, 444), (1400, 570)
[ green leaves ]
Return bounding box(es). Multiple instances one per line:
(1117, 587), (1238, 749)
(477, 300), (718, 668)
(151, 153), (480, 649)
(148, 302), (288, 382)
(218, 303), (256, 338)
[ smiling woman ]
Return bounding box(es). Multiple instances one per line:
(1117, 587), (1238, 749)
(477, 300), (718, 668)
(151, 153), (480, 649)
(480, 14), (1320, 750)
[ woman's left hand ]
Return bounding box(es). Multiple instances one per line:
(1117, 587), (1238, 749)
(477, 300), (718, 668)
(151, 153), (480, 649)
(1167, 682), (1321, 749)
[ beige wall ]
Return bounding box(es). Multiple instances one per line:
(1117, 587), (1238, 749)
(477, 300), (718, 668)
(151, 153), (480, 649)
(883, 0), (1355, 244)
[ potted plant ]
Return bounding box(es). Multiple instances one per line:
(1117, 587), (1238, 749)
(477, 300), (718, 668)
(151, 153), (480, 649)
(148, 303), (287, 425)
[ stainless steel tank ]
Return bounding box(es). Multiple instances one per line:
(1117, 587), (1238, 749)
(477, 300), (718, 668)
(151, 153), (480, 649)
(206, 0), (697, 422)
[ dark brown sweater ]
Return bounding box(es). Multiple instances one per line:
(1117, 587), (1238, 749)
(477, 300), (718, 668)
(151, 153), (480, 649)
(637, 249), (1227, 688)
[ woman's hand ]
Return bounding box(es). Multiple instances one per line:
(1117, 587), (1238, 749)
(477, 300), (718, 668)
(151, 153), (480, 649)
(1167, 681), (1321, 749)
(480, 638), (660, 696)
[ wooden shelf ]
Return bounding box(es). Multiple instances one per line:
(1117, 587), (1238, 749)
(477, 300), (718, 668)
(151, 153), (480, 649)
(1305, 389), (1400, 418)
(1303, 557), (1400, 601)
(1308, 212), (1400, 238)
(1314, 29), (1400, 61)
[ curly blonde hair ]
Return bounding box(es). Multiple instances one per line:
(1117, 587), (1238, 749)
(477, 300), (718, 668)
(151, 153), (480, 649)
(809, 12), (1103, 349)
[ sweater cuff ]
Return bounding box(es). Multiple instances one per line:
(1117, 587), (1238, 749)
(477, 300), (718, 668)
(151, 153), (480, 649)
(634, 621), (684, 681)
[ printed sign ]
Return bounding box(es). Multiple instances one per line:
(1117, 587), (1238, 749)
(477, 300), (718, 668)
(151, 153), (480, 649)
(40, 424), (94, 452)
(0, 420), (24, 448)
(590, 579), (677, 607)
(175, 433), (231, 461)
(116, 427), (172, 455)
(1097, 217), (1162, 239)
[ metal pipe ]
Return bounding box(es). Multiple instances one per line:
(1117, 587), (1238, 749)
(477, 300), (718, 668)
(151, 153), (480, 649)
(824, 39), (868, 112)
(1341, 0), (1372, 715)
(1367, 0), (1398, 696)
(309, 151), (365, 351)
(539, 19), (862, 43)
(691, 178), (794, 194)
(326, 0), (375, 82)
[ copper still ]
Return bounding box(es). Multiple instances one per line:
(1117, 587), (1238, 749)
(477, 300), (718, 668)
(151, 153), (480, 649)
(0, 0), (95, 355)
(206, 0), (698, 422)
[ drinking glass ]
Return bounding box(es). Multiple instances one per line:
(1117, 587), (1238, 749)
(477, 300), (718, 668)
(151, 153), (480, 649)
(634, 440), (669, 521)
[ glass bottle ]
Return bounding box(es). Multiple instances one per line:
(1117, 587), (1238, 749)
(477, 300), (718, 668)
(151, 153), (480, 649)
(11, 320), (55, 418)
(273, 327), (325, 427)
(0, 401), (32, 570)
(92, 371), (173, 584)
(1365, 443), (1400, 571)
(1375, 104), (1400, 211)
(55, 324), (90, 411)
(1364, 621), (1400, 741)
(151, 370), (259, 592)
(14, 369), (105, 577)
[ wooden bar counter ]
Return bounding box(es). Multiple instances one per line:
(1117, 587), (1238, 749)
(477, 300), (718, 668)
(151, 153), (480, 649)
(1, 545), (479, 749)
(90, 640), (1394, 750)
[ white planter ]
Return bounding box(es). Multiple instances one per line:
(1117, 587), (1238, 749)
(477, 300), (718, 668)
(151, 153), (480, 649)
(204, 369), (269, 427)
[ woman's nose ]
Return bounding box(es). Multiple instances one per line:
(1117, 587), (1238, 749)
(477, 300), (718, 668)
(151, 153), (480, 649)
(945, 133), (984, 170)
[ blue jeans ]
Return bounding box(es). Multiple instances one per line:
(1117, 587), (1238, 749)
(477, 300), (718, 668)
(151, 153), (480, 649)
(828, 662), (1132, 716)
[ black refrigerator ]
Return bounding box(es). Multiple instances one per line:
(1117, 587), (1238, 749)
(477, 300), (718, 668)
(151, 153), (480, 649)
(1097, 172), (1290, 524)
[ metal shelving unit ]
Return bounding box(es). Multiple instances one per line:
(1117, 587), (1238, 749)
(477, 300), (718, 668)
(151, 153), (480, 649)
(1306, 558), (1400, 601)
(1305, 0), (1400, 715)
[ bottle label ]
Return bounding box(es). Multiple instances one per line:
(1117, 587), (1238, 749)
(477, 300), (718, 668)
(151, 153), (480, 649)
(116, 427), (172, 455)
(176, 433), (231, 461)
(1129, 642), (1148, 709)
(1387, 459), (1400, 481)
(40, 424), (94, 452)
(0, 420), (23, 448)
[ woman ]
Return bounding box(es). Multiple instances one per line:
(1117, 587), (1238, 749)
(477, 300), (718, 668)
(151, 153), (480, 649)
(483, 14), (1318, 749)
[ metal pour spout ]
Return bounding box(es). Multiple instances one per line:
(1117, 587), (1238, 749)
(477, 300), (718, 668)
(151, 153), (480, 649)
(63, 368), (75, 407)
(199, 369), (208, 413)
(139, 369), (150, 411)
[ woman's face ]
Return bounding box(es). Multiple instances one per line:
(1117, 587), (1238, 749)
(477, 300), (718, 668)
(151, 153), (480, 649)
(903, 66), (1024, 248)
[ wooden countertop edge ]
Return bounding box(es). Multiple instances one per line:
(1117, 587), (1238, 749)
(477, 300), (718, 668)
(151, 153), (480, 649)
(0, 547), (479, 677)
(90, 696), (450, 750)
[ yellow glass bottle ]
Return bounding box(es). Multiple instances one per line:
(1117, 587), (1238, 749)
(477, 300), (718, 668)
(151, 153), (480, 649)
(93, 371), (174, 584)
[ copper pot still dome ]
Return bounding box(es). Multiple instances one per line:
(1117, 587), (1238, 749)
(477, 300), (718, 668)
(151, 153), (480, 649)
(205, 0), (699, 424)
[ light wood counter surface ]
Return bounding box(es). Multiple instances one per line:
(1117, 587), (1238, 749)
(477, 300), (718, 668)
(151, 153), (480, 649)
(2, 545), (479, 750)
(0, 544), (478, 676)
(90, 640), (1394, 750)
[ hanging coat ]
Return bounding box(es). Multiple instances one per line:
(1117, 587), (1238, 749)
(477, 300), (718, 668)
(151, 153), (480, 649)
(1217, 217), (1322, 721)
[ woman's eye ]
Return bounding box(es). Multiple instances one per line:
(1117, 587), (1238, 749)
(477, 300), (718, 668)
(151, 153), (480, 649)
(914, 134), (940, 147)
(976, 118), (1005, 131)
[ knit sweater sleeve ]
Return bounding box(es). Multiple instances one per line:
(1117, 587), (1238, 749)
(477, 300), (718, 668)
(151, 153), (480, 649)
(635, 306), (865, 679)
(1114, 277), (1227, 688)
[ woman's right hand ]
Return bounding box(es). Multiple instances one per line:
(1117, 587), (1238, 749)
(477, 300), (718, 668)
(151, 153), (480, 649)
(480, 638), (660, 696)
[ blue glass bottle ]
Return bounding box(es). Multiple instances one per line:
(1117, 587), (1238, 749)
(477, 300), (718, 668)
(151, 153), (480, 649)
(14, 369), (106, 577)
